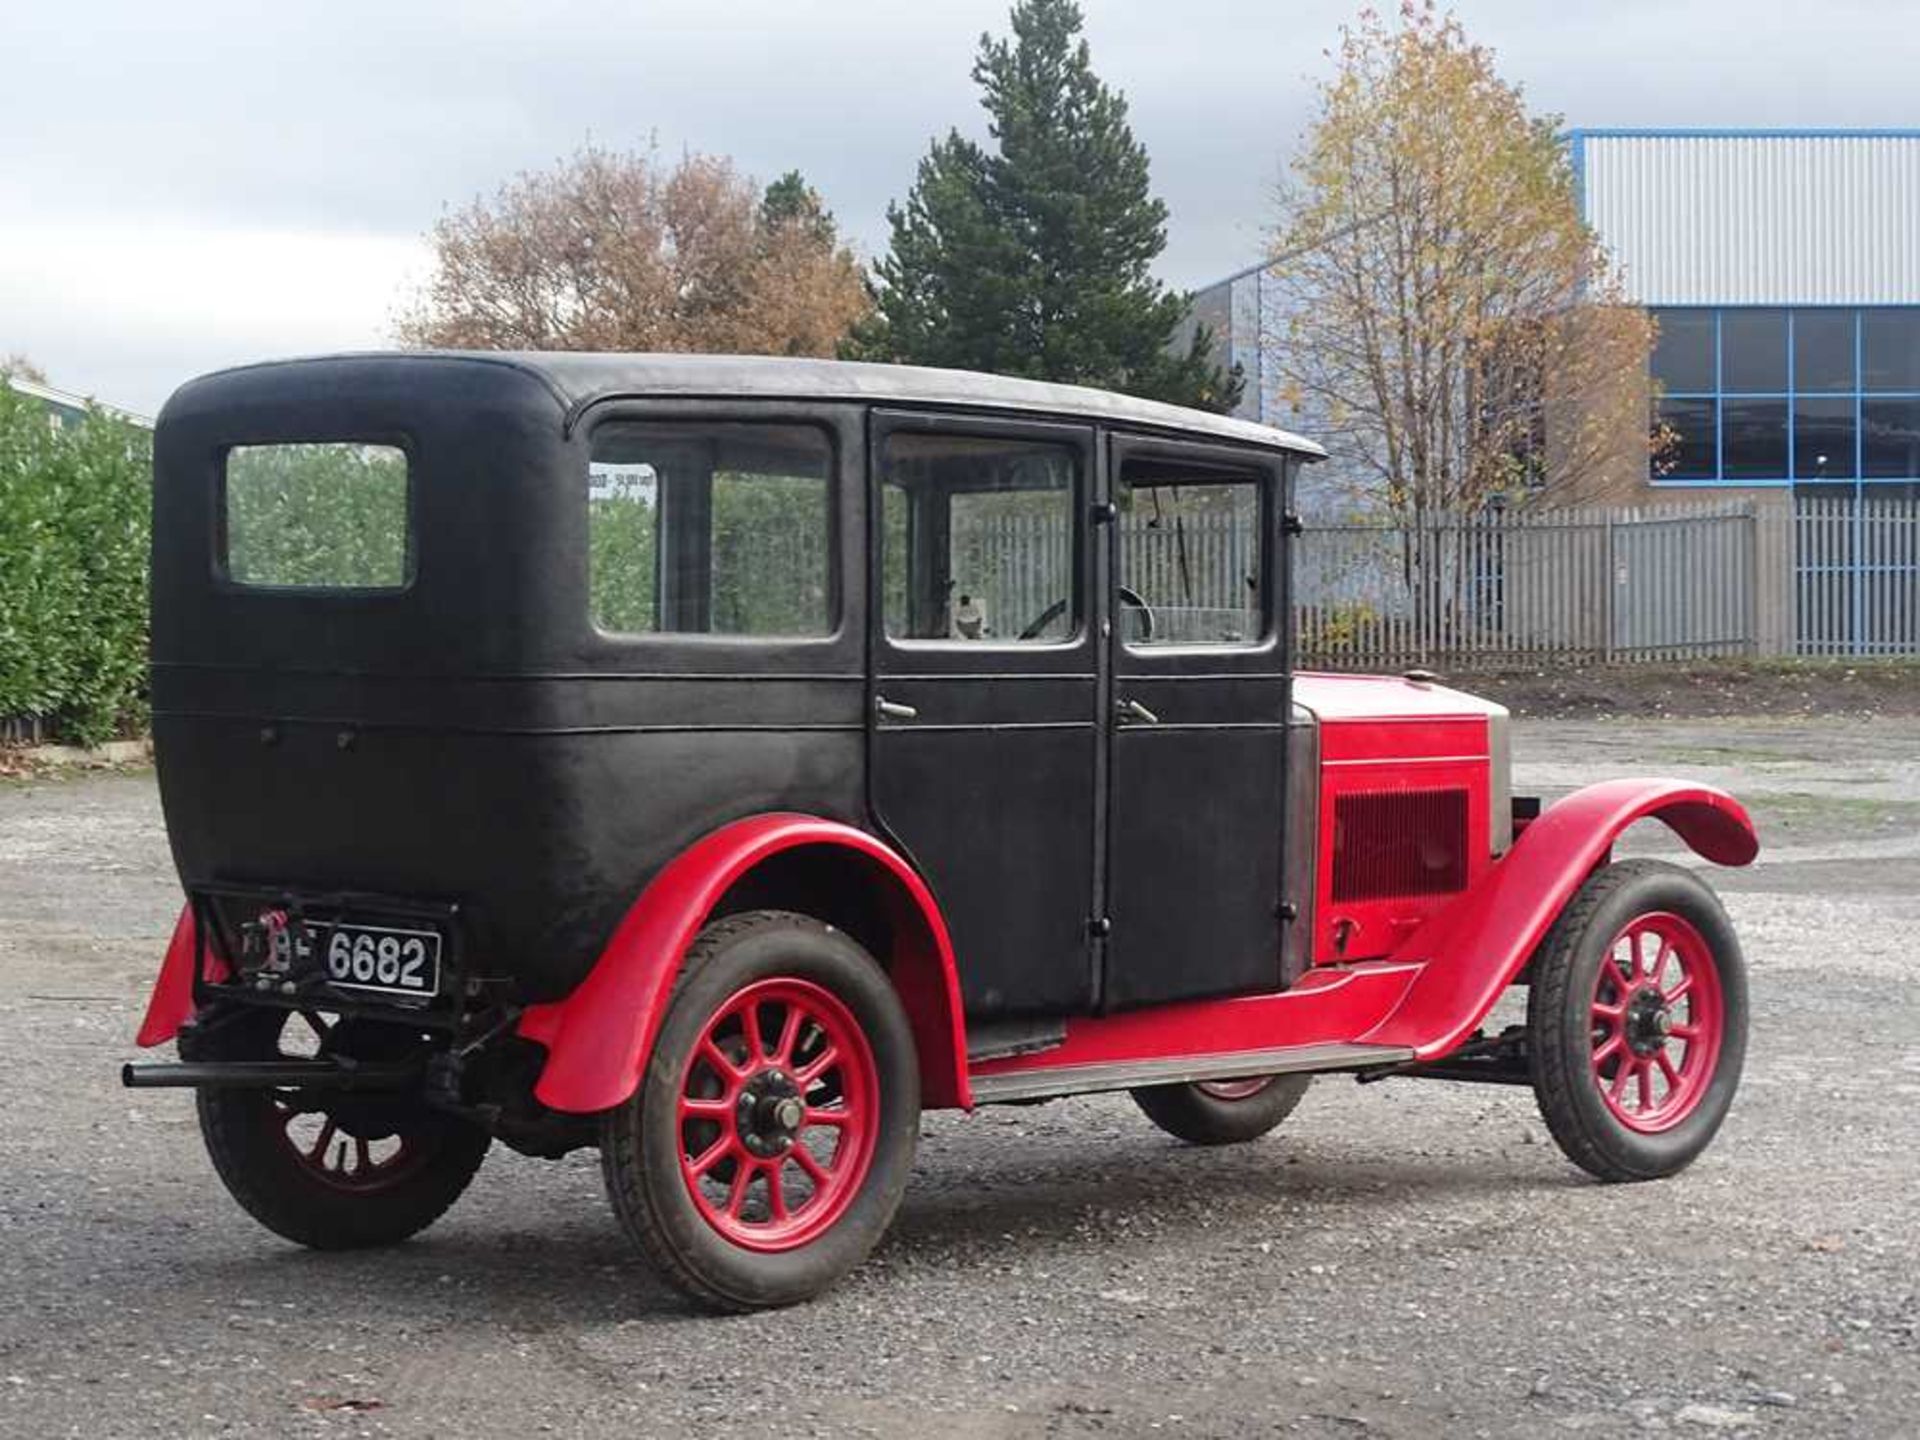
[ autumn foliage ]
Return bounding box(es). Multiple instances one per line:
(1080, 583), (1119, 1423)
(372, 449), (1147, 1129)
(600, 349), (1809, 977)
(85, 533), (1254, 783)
(1268, 3), (1654, 511)
(397, 148), (870, 357)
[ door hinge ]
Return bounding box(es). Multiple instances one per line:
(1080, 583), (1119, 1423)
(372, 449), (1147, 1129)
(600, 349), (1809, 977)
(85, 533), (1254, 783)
(1087, 916), (1113, 938)
(1090, 500), (1118, 525)
(1282, 512), (1305, 537)
(1278, 901), (1299, 923)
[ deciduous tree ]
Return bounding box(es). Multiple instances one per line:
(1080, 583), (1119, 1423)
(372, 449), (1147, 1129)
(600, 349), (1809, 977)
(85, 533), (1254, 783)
(851, 0), (1239, 412)
(397, 148), (870, 357)
(2, 355), (49, 385)
(1267, 3), (1652, 513)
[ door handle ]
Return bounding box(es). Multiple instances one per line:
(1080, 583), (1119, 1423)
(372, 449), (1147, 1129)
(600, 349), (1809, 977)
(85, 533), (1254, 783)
(1116, 697), (1160, 725)
(874, 695), (919, 721)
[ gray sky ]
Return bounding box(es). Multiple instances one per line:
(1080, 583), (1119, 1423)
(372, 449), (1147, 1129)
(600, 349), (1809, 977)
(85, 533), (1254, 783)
(2, 0), (1910, 414)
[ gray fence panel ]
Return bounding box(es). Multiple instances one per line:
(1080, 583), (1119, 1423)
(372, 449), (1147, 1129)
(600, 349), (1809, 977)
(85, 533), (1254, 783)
(1291, 500), (1758, 670)
(1795, 497), (1920, 656)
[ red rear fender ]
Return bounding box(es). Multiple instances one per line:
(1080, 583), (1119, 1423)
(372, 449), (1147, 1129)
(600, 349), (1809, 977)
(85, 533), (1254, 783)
(1364, 779), (1758, 1059)
(518, 814), (970, 1114)
(135, 904), (231, 1047)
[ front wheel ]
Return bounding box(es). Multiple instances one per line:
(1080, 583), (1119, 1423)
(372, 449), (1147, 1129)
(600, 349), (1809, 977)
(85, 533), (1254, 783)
(1528, 859), (1749, 1182)
(1131, 1073), (1312, 1146)
(600, 911), (920, 1311)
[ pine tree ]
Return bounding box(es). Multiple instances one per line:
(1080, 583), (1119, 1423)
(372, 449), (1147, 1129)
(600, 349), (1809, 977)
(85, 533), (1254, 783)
(849, 0), (1239, 413)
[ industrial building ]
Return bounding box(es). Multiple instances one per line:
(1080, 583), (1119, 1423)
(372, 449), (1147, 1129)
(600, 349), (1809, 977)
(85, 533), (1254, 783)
(1582, 129), (1920, 502)
(1191, 130), (1920, 658)
(1195, 128), (1920, 507)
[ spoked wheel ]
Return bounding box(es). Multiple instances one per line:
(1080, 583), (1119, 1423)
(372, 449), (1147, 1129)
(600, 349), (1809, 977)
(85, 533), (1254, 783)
(674, 976), (880, 1251)
(188, 1007), (490, 1249)
(601, 910), (919, 1311)
(1529, 859), (1748, 1182)
(1131, 1072), (1312, 1146)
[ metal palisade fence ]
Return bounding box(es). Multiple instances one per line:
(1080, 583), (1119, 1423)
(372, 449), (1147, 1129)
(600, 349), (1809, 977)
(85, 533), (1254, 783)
(1794, 496), (1920, 657)
(1294, 500), (1760, 668)
(934, 496), (1920, 662)
(1294, 496), (1920, 668)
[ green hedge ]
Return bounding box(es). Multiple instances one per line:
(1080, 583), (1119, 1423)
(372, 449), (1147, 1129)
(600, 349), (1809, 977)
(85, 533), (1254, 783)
(0, 385), (153, 745)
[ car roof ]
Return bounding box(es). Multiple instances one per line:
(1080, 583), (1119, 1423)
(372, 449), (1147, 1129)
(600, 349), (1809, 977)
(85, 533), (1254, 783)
(192, 352), (1326, 460)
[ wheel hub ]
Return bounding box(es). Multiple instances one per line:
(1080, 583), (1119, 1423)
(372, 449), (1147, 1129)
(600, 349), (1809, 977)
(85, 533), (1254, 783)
(736, 1069), (805, 1157)
(1624, 987), (1672, 1056)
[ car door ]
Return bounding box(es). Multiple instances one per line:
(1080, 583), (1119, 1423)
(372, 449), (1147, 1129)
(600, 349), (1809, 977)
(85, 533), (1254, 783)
(1100, 436), (1290, 1009)
(866, 409), (1100, 1020)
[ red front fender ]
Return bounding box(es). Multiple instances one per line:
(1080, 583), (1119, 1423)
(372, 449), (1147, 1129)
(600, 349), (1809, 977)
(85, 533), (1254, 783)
(518, 813), (971, 1114)
(1363, 779), (1758, 1059)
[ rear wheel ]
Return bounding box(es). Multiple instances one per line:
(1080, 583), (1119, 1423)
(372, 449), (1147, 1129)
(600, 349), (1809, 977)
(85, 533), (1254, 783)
(600, 911), (920, 1311)
(189, 1008), (490, 1249)
(1131, 1073), (1312, 1146)
(1528, 859), (1748, 1182)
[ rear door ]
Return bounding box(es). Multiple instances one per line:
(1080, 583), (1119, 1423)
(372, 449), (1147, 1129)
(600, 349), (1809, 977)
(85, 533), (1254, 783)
(1100, 437), (1291, 1009)
(865, 410), (1100, 1019)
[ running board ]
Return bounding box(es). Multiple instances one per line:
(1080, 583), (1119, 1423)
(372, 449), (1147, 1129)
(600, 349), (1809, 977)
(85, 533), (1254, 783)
(967, 1042), (1415, 1105)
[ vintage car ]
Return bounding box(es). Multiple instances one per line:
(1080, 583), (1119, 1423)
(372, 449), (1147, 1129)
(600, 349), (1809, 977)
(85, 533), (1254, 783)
(125, 354), (1757, 1310)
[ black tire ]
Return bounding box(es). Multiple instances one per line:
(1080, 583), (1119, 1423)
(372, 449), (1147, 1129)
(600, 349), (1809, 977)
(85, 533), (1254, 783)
(1528, 859), (1748, 1183)
(1130, 1073), (1312, 1146)
(188, 1008), (490, 1250)
(600, 910), (920, 1312)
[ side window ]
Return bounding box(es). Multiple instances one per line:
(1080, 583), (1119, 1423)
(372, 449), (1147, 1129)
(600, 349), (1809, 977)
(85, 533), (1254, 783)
(589, 421), (832, 638)
(879, 432), (1078, 643)
(1118, 459), (1266, 647)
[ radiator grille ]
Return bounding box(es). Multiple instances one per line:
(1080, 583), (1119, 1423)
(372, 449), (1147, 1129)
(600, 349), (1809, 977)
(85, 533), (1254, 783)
(1332, 788), (1470, 902)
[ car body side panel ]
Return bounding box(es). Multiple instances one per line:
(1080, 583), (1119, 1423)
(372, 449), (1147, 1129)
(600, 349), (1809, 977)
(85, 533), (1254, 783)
(1361, 778), (1758, 1058)
(517, 813), (971, 1113)
(967, 960), (1422, 1082)
(150, 365), (871, 1004)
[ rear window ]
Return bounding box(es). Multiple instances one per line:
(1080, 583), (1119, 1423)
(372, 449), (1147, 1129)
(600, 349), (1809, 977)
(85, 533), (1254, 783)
(222, 442), (411, 589)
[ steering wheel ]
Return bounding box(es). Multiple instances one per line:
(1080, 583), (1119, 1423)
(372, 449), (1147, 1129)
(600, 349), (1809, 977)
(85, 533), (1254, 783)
(1016, 586), (1156, 642)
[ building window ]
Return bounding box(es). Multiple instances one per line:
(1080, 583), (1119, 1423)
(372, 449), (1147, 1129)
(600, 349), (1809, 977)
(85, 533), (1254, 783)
(1864, 398), (1920, 479)
(1721, 310), (1786, 393)
(1863, 312), (1920, 392)
(1793, 397), (1856, 482)
(1650, 307), (1920, 490)
(1653, 396), (1716, 480)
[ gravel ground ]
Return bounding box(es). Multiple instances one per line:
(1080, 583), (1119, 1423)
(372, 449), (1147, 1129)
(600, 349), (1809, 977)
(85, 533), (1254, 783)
(1, 719), (1915, 1438)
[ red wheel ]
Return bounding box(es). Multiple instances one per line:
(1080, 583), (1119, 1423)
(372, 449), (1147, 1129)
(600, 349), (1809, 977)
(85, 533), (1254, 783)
(1529, 860), (1748, 1182)
(1194, 1076), (1280, 1102)
(188, 1008), (490, 1249)
(602, 911), (920, 1311)
(1587, 912), (1725, 1134)
(673, 977), (880, 1253)
(1131, 1072), (1311, 1145)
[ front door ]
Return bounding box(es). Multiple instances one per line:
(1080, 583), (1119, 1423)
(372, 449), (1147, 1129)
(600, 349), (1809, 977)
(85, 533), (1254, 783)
(866, 411), (1099, 1020)
(1100, 438), (1290, 1009)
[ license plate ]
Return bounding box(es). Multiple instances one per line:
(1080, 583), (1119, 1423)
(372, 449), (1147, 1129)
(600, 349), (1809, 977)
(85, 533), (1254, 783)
(313, 921), (443, 1000)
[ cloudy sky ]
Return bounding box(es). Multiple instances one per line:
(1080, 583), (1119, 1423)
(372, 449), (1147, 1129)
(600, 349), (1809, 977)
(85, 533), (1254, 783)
(2, 0), (1909, 414)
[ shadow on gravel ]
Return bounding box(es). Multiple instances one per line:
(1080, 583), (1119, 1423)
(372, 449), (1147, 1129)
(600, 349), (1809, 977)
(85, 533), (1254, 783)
(182, 1222), (692, 1322)
(110, 1136), (1567, 1327)
(888, 1142), (1562, 1257)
